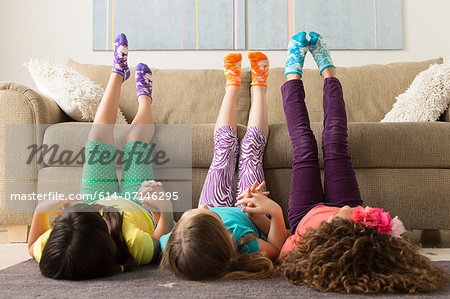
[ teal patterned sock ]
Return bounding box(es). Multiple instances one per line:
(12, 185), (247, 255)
(285, 31), (309, 78)
(309, 32), (335, 75)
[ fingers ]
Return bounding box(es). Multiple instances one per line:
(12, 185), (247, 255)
(255, 181), (265, 191)
(236, 187), (253, 201)
(235, 190), (270, 205)
(141, 180), (152, 187)
(142, 186), (153, 192)
(141, 180), (162, 187)
(236, 193), (245, 201)
(138, 186), (155, 200)
(241, 206), (260, 213)
(250, 181), (258, 192)
(235, 198), (254, 207)
(139, 180), (164, 198)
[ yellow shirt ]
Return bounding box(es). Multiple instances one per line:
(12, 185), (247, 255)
(33, 197), (156, 265)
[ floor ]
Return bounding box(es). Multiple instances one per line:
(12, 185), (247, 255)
(1, 228), (450, 271)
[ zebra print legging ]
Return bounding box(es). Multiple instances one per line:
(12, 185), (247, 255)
(199, 126), (267, 207)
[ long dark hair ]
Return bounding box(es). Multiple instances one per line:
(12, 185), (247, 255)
(160, 213), (273, 280)
(279, 218), (449, 294)
(39, 203), (135, 280)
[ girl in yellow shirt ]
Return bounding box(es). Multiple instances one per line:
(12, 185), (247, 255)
(27, 33), (174, 280)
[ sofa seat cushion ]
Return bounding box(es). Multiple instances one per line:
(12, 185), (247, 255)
(264, 122), (450, 169)
(42, 122), (250, 169)
(44, 122), (450, 170)
(41, 122), (192, 169)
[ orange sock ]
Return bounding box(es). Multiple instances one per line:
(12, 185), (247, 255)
(248, 52), (269, 86)
(223, 53), (242, 86)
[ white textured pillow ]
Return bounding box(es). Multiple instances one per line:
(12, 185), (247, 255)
(25, 59), (127, 124)
(381, 63), (450, 122)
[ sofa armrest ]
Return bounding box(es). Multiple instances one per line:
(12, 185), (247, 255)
(439, 108), (449, 122)
(0, 81), (70, 226)
(0, 81), (69, 125)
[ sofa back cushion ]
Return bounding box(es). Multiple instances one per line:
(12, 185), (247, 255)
(67, 59), (251, 125)
(68, 58), (443, 124)
(266, 58), (443, 123)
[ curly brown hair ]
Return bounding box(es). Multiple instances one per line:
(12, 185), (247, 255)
(279, 218), (449, 294)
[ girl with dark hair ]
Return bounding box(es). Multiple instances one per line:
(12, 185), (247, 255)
(27, 33), (174, 280)
(159, 52), (289, 281)
(238, 31), (448, 293)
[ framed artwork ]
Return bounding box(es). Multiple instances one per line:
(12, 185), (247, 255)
(93, 0), (402, 51)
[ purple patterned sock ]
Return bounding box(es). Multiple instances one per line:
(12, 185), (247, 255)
(112, 33), (130, 81)
(135, 63), (153, 102)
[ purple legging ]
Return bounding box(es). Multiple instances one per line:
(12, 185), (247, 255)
(281, 77), (362, 233)
(199, 126), (267, 207)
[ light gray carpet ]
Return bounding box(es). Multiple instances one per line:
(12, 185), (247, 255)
(1, 259), (449, 298)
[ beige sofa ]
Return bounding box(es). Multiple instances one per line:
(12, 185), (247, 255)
(1, 57), (449, 241)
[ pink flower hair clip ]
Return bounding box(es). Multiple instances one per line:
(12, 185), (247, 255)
(348, 206), (406, 238)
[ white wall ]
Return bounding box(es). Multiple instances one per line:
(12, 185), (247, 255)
(1, 0), (449, 89)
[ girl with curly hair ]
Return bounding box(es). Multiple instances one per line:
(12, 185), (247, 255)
(237, 31), (448, 294)
(159, 52), (289, 281)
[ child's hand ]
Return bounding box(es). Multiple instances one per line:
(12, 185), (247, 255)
(235, 190), (281, 217)
(35, 196), (81, 215)
(138, 180), (172, 212)
(236, 181), (270, 215)
(236, 181), (270, 202)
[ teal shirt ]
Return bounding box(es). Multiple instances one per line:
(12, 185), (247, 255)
(160, 207), (263, 254)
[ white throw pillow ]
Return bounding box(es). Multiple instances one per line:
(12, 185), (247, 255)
(24, 59), (127, 124)
(381, 63), (450, 122)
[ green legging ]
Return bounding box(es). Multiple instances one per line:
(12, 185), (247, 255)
(80, 140), (154, 206)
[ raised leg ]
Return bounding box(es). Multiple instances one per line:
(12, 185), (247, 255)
(124, 97), (155, 144)
(124, 63), (155, 145)
(246, 52), (269, 136)
(119, 64), (155, 203)
(198, 125), (239, 208)
(237, 52), (269, 195)
(215, 53), (242, 132)
(214, 86), (239, 133)
(80, 140), (119, 202)
(282, 75), (324, 234)
(199, 54), (242, 207)
(236, 126), (267, 196)
(321, 70), (362, 208)
(81, 34), (130, 200)
(88, 73), (123, 144)
(82, 82), (121, 201)
(308, 33), (362, 208)
(89, 33), (130, 144)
